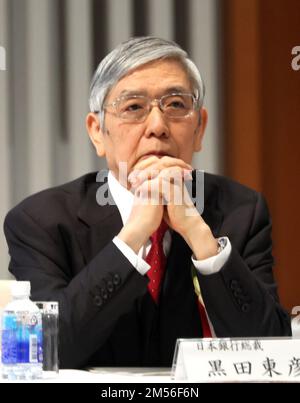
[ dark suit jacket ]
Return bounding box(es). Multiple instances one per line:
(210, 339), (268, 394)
(3, 171), (291, 369)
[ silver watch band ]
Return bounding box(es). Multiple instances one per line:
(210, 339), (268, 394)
(217, 237), (227, 253)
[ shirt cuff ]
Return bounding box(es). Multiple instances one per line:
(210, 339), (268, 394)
(113, 236), (150, 276)
(192, 237), (232, 275)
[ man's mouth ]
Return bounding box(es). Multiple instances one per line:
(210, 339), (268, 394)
(139, 152), (173, 161)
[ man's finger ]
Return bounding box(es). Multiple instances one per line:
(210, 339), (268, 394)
(132, 155), (192, 173)
(130, 166), (192, 189)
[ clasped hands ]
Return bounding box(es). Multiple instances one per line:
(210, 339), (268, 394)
(118, 156), (218, 260)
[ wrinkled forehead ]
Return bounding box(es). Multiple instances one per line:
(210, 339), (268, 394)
(106, 58), (194, 101)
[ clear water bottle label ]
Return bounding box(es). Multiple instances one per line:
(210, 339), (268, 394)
(1, 312), (43, 365)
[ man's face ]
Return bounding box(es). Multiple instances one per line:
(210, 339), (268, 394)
(87, 59), (207, 181)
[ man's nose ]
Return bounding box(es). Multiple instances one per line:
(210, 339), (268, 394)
(144, 106), (170, 138)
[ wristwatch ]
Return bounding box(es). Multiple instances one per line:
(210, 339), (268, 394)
(217, 237), (227, 254)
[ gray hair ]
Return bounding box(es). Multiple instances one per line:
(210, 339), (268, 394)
(89, 36), (205, 128)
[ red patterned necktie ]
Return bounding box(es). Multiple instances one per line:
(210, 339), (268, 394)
(146, 222), (213, 337)
(145, 220), (169, 304)
(197, 300), (212, 337)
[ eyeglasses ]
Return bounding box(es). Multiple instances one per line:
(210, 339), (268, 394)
(103, 93), (198, 122)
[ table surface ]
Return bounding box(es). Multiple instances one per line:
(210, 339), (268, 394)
(0, 367), (173, 383)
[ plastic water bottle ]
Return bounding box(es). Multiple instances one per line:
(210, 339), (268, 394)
(1, 281), (43, 380)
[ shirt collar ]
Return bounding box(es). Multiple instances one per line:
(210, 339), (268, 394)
(108, 170), (134, 226)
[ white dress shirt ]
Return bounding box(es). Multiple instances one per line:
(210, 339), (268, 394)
(108, 171), (232, 276)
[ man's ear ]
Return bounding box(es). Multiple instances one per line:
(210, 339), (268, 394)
(86, 113), (106, 157)
(193, 107), (208, 152)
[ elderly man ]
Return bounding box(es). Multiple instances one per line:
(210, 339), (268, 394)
(4, 37), (291, 369)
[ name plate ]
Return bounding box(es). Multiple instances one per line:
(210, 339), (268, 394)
(172, 338), (300, 382)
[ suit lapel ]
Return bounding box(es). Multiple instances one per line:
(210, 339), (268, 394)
(75, 170), (123, 265)
(201, 171), (224, 237)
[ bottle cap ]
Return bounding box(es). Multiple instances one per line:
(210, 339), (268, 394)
(10, 281), (31, 297)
